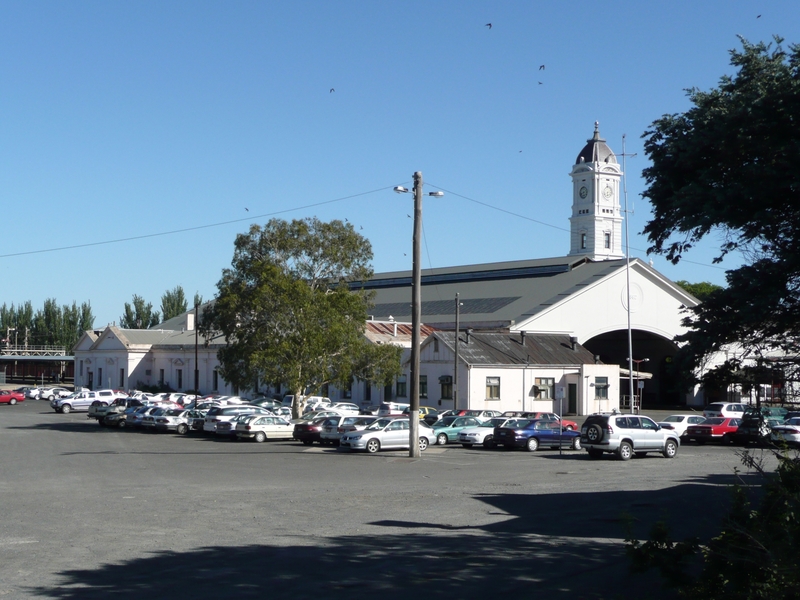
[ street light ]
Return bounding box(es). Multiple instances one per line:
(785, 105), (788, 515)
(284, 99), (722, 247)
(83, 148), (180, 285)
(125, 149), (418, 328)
(394, 173), (444, 458)
(627, 357), (649, 414)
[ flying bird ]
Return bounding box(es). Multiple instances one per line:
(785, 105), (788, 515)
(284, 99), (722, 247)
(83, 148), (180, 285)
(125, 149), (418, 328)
(538, 81), (543, 85)
(330, 88), (335, 93)
(485, 23), (492, 29)
(757, 14), (761, 18)
(539, 64), (545, 70)
(245, 208), (249, 211)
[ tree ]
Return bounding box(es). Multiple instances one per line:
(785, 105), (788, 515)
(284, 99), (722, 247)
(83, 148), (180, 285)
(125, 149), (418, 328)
(641, 36), (800, 391)
(627, 450), (800, 599)
(120, 295), (161, 329)
(160, 286), (188, 321)
(203, 217), (398, 418)
(674, 280), (724, 303)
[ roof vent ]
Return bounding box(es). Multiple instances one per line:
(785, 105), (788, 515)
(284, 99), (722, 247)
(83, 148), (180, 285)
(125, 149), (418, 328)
(569, 335), (578, 350)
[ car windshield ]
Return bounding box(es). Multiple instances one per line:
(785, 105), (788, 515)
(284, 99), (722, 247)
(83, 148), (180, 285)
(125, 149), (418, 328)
(366, 418), (394, 430)
(485, 418), (507, 427)
(704, 418), (725, 425)
(165, 409), (184, 416)
(438, 417), (458, 426)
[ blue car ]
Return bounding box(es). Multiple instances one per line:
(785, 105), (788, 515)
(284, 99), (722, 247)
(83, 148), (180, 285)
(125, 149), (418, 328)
(494, 419), (582, 452)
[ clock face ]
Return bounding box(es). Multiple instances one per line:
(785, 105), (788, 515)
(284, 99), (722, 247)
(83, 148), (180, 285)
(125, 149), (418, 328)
(579, 186), (588, 199)
(603, 186), (613, 199)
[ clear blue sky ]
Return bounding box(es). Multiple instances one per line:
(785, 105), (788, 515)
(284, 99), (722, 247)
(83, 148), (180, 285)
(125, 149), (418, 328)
(1, 1), (795, 327)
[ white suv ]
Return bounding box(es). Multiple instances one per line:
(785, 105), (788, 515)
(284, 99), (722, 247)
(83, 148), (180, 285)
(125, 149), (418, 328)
(580, 412), (680, 460)
(702, 402), (747, 419)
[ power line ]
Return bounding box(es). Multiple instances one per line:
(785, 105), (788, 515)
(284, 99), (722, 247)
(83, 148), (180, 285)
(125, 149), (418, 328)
(0, 185), (397, 259)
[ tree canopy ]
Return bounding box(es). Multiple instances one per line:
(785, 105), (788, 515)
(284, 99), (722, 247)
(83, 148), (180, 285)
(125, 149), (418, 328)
(0, 299), (94, 350)
(641, 36), (800, 391)
(674, 281), (724, 303)
(203, 217), (402, 416)
(120, 295), (161, 329)
(160, 286), (188, 321)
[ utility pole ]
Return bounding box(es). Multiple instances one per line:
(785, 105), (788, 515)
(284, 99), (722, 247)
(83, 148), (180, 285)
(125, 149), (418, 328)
(194, 304), (199, 396)
(394, 172), (443, 458)
(454, 294), (460, 412)
(409, 171), (423, 458)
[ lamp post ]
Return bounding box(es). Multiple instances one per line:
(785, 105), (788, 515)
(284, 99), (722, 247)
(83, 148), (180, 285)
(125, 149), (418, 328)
(454, 294), (462, 412)
(394, 173), (443, 457)
(627, 357), (649, 413)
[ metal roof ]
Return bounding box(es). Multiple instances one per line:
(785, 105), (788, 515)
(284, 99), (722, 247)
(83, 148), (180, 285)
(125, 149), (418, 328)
(432, 331), (599, 366)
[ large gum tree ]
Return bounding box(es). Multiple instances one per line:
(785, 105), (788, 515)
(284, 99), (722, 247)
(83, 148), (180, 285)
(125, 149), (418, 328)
(204, 217), (401, 417)
(641, 36), (800, 395)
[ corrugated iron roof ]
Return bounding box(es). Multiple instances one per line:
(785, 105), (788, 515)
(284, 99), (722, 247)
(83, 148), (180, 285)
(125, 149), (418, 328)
(433, 331), (599, 366)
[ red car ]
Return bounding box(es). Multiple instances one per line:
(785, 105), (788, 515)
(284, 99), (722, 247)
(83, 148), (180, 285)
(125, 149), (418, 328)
(0, 390), (25, 405)
(685, 417), (740, 444)
(522, 412), (579, 431)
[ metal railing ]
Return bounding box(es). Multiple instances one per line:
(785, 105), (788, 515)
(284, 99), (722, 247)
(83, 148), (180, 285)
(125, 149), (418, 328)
(0, 345), (67, 356)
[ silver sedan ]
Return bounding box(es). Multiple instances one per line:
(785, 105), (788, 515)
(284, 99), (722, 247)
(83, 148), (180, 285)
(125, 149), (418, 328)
(340, 418), (436, 453)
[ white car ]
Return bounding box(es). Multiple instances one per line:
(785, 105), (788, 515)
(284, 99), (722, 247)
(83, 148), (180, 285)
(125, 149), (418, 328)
(457, 417), (521, 448)
(202, 405), (273, 433)
(38, 387), (72, 401)
(236, 415), (295, 442)
(703, 403), (747, 419)
(658, 414), (707, 438)
(26, 388), (43, 400)
(340, 417), (436, 453)
(770, 417), (800, 446)
(319, 415), (379, 445)
(329, 402), (360, 416)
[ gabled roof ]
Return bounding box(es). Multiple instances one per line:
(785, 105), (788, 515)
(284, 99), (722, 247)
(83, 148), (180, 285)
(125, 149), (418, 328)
(430, 331), (599, 367)
(361, 255), (694, 329)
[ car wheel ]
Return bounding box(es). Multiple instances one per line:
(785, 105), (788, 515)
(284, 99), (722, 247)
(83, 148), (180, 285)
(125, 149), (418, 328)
(117, 420), (126, 429)
(61, 404), (71, 414)
(571, 437), (581, 450)
(587, 448), (603, 459)
(437, 433), (448, 446)
(418, 437), (429, 451)
(366, 438), (381, 453)
(461, 443), (473, 449)
(484, 436), (496, 450)
(585, 424), (603, 443)
(48, 395), (55, 401)
(254, 432), (266, 443)
(617, 441), (633, 461)
(722, 433), (733, 445)
(9, 398), (17, 405)
(302, 440), (314, 446)
(526, 437), (539, 452)
(176, 424), (189, 435)
(663, 439), (678, 459)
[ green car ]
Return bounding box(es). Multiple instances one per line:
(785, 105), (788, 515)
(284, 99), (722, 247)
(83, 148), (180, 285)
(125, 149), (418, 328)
(432, 416), (484, 445)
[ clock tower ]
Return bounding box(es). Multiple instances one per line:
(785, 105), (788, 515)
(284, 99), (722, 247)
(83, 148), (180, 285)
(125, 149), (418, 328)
(568, 122), (624, 260)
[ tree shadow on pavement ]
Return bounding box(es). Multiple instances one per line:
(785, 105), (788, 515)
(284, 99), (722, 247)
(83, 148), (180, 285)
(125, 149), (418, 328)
(25, 482), (740, 600)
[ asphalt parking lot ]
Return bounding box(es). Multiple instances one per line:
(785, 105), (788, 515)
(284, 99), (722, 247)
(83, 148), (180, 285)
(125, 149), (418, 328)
(0, 399), (779, 599)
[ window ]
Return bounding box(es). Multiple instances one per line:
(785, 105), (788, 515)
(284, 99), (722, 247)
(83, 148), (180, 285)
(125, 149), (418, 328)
(595, 376), (609, 399)
(396, 375), (407, 398)
(177, 369), (183, 389)
(440, 380), (453, 400)
(433, 338), (439, 353)
(420, 375), (427, 399)
(79, 360), (83, 377)
(486, 376), (500, 400)
(98, 368), (103, 389)
(119, 368), (125, 388)
(604, 232), (611, 249)
(534, 378), (555, 399)
(213, 370), (218, 391)
(580, 233), (587, 249)
(159, 369), (165, 386)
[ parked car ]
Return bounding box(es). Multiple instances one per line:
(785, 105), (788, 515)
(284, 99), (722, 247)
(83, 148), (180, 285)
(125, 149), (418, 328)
(431, 416), (485, 445)
(494, 419), (582, 451)
(141, 407), (168, 431)
(154, 409), (200, 435)
(457, 417), (522, 448)
(770, 417), (800, 447)
(580, 412), (680, 460)
(293, 416), (331, 445)
(104, 406), (141, 428)
(250, 398), (283, 411)
(128, 406), (163, 429)
(685, 417), (741, 444)
(657, 414), (707, 438)
(215, 413), (258, 438)
(52, 389), (127, 413)
(38, 386), (71, 401)
(25, 388), (43, 400)
(403, 406), (439, 421)
(703, 402), (747, 419)
(465, 410), (503, 420)
(319, 415), (378, 446)
(730, 409), (778, 445)
(236, 415), (295, 442)
(520, 412), (579, 431)
(202, 405), (273, 434)
(328, 402), (360, 416)
(377, 402), (410, 416)
(0, 390), (25, 405)
(339, 417), (436, 453)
